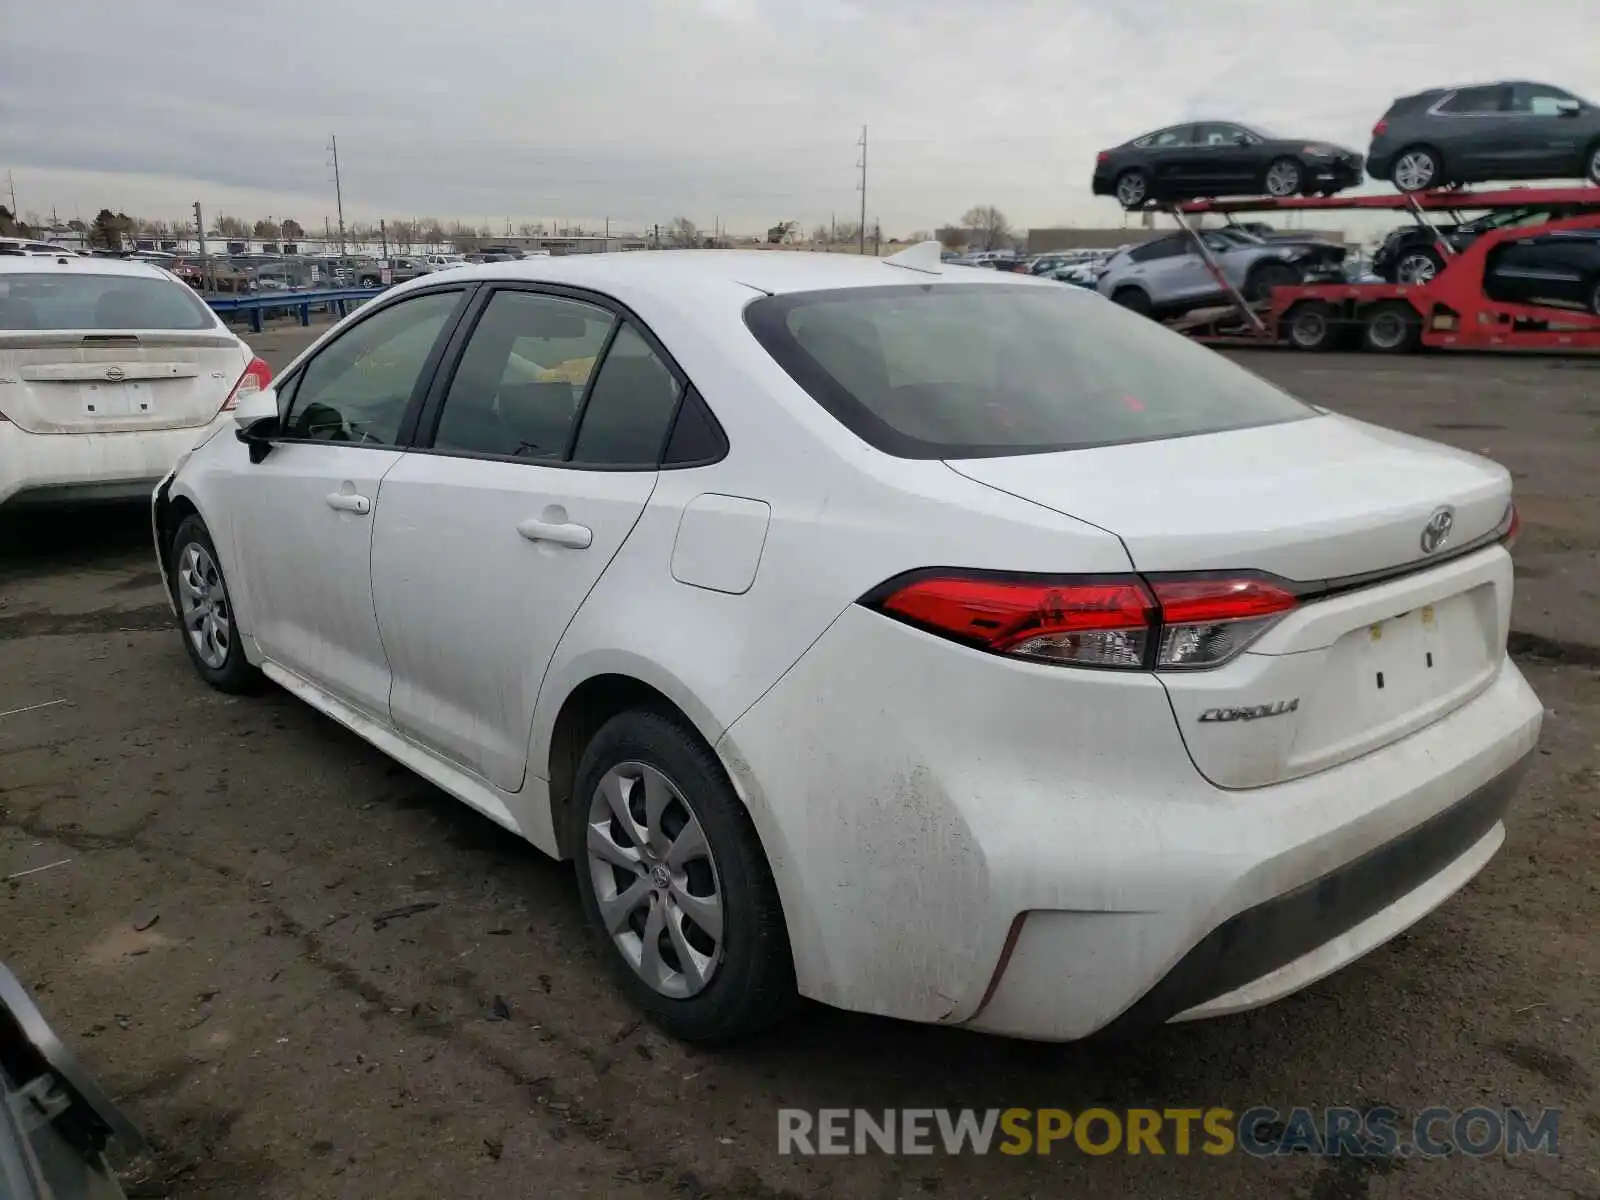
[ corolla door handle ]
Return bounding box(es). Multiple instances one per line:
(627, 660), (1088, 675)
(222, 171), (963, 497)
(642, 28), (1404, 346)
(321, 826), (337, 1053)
(517, 517), (592, 549)
(325, 491), (371, 515)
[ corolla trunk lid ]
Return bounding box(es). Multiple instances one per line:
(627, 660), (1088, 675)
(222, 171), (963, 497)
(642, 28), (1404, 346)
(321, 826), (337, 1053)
(948, 414), (1516, 787)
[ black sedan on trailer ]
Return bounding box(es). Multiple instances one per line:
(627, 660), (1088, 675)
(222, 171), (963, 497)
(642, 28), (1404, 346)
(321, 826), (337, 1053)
(1092, 121), (1363, 210)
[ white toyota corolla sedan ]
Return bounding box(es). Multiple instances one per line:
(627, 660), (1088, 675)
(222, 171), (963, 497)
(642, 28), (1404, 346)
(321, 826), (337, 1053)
(151, 244), (1541, 1043)
(1, 256), (269, 510)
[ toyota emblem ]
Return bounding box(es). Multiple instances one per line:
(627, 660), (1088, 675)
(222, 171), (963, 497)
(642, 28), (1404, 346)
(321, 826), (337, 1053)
(104, 366), (126, 382)
(1420, 507), (1455, 555)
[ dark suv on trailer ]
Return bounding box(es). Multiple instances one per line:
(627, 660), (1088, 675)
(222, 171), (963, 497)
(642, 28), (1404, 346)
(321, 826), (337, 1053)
(1368, 81), (1600, 192)
(1371, 206), (1588, 283)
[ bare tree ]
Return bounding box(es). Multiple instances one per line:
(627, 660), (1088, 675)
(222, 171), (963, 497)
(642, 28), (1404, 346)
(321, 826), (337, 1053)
(517, 221), (547, 238)
(906, 230), (932, 244)
(281, 218), (305, 240)
(214, 214), (250, 239)
(252, 218), (281, 239)
(960, 206), (1012, 251)
(809, 224), (830, 245)
(666, 216), (699, 248)
(419, 219), (446, 246)
(387, 219), (420, 251)
(833, 220), (861, 246)
(446, 221), (483, 253)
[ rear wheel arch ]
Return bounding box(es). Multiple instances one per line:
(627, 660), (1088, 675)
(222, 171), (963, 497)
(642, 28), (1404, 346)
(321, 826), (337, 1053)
(546, 673), (724, 857)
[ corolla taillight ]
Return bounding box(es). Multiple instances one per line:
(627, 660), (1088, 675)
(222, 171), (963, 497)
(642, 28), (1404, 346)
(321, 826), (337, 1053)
(862, 572), (1299, 671)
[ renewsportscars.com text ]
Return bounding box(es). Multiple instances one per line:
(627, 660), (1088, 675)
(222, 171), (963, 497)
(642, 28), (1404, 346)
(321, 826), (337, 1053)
(777, 1106), (1561, 1158)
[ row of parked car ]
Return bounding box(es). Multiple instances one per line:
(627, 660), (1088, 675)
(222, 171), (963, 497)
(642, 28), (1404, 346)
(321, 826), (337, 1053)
(1092, 79), (1600, 209)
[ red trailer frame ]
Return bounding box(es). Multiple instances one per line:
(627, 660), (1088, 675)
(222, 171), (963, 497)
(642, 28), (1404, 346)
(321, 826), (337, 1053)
(1151, 186), (1600, 353)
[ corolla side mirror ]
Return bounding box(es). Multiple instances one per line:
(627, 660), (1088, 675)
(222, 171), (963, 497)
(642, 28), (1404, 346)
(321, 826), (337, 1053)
(231, 384), (279, 428)
(235, 414), (281, 463)
(1554, 98), (1580, 117)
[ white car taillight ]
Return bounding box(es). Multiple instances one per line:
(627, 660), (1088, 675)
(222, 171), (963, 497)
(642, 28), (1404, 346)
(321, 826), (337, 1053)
(220, 356), (272, 412)
(863, 572), (1299, 671)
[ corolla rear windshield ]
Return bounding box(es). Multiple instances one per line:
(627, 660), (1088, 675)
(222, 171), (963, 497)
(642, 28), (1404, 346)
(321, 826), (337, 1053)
(744, 282), (1316, 459)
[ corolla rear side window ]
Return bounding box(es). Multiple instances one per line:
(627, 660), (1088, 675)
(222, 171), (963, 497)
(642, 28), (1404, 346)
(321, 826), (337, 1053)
(745, 283), (1315, 459)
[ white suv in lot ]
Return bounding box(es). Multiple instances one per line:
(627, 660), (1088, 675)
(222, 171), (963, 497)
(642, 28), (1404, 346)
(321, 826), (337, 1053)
(0, 256), (268, 509)
(152, 247), (1541, 1043)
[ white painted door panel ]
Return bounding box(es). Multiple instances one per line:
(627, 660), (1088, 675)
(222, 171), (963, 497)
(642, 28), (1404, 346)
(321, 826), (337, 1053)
(229, 443), (404, 718)
(369, 454), (656, 791)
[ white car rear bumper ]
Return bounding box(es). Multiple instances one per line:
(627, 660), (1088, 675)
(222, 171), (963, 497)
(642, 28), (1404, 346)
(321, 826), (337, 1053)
(0, 419), (225, 509)
(719, 605), (1543, 1041)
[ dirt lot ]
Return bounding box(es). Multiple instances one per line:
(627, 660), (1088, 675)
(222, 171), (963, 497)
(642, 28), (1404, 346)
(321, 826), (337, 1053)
(1, 328), (1596, 1199)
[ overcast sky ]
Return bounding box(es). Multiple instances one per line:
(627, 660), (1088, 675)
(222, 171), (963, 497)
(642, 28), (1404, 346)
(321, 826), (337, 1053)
(4, 0), (1598, 237)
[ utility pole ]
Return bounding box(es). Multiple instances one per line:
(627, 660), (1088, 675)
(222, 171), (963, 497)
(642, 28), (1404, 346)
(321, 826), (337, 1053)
(5, 171), (15, 219)
(856, 124), (867, 255)
(380, 218), (389, 264)
(328, 135), (347, 254)
(195, 200), (214, 291)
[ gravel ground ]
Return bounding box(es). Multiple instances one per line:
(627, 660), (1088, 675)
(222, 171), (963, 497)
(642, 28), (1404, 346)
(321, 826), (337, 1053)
(1, 327), (1595, 1199)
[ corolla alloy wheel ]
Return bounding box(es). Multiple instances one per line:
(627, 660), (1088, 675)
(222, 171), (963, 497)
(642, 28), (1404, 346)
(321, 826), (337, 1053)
(1393, 150), (1438, 192)
(176, 542), (232, 669)
(586, 762), (724, 999)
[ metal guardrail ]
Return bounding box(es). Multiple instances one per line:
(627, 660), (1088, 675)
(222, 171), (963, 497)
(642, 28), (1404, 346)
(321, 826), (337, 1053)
(204, 286), (387, 333)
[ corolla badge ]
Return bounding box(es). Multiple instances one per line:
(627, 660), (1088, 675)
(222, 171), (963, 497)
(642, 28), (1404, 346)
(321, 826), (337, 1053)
(104, 366), (126, 382)
(1420, 506), (1455, 555)
(1198, 699), (1299, 723)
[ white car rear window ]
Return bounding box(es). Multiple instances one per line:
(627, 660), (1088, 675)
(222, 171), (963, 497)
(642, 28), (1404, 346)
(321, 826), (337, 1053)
(745, 283), (1314, 458)
(0, 273), (217, 331)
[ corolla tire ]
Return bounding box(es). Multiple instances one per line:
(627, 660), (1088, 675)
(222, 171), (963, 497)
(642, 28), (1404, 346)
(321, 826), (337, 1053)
(1264, 158), (1304, 198)
(1395, 247), (1446, 284)
(1392, 146), (1442, 193)
(1244, 260), (1302, 301)
(1111, 286), (1154, 317)
(168, 515), (261, 694)
(1114, 170), (1150, 210)
(570, 709), (797, 1043)
(1362, 301), (1422, 354)
(1284, 300), (1340, 352)
(1587, 140), (1600, 185)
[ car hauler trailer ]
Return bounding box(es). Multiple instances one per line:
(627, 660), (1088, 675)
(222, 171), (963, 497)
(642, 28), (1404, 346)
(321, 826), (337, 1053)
(1141, 186), (1600, 353)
